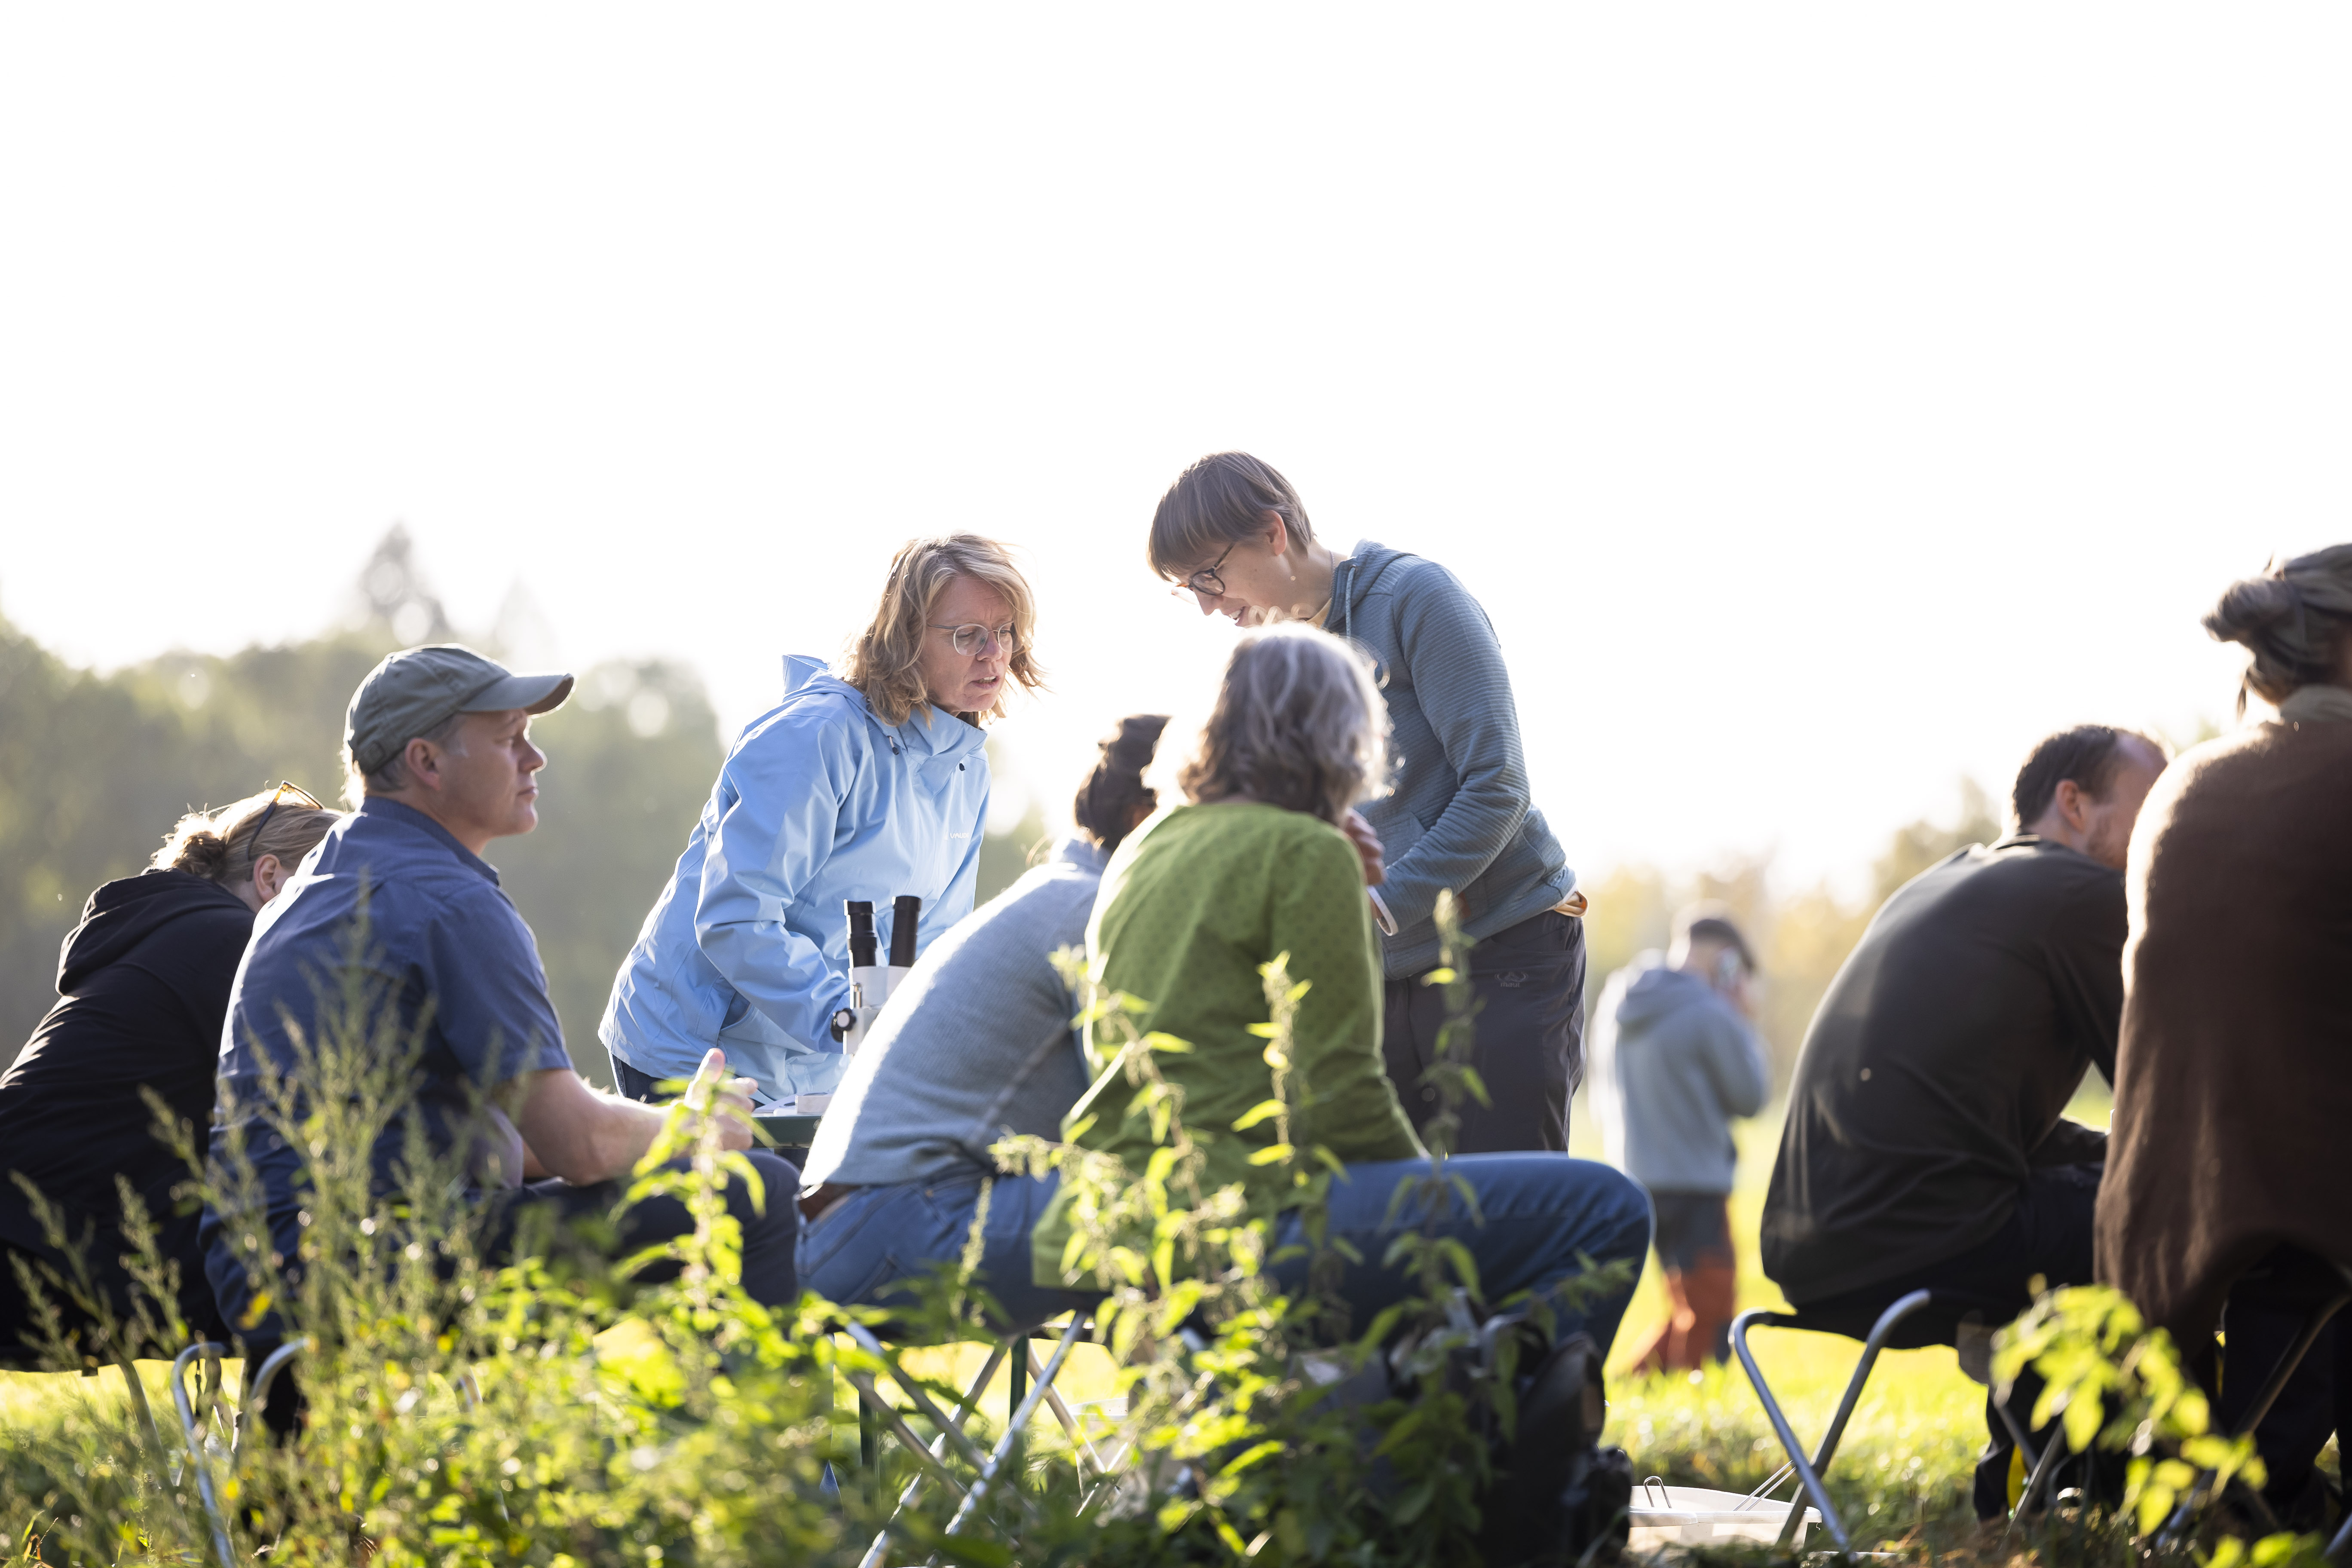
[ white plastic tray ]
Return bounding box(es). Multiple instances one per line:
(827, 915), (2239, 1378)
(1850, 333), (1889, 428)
(1626, 1482), (1817, 1552)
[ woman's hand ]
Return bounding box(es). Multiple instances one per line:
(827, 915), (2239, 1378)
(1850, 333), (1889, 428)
(686, 1047), (758, 1152)
(1341, 810), (1386, 887)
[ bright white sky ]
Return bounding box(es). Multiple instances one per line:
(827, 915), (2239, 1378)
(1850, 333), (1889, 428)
(3, 7), (2343, 893)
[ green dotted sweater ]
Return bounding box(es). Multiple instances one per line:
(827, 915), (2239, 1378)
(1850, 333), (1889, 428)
(1032, 801), (1424, 1289)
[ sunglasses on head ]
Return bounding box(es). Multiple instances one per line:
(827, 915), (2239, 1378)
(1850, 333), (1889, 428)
(248, 780), (324, 857)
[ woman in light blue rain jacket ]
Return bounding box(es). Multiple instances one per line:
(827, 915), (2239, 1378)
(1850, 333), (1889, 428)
(601, 536), (1044, 1106)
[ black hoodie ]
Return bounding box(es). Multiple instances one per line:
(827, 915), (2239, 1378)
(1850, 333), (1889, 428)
(0, 869), (252, 1269)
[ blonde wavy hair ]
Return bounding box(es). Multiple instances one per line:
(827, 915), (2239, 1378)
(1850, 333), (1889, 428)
(152, 786), (340, 888)
(842, 535), (1044, 726)
(1179, 624), (1389, 825)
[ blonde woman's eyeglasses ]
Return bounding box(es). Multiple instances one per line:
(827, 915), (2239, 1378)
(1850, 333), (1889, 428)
(930, 623), (1019, 658)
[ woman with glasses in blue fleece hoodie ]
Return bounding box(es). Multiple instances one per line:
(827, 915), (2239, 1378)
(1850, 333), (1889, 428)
(601, 535), (1044, 1109)
(1148, 453), (1584, 1153)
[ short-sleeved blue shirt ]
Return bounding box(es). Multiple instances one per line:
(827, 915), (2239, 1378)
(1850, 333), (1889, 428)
(215, 798), (575, 1200)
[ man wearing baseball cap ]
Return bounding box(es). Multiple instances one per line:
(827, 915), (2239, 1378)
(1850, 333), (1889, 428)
(204, 645), (800, 1368)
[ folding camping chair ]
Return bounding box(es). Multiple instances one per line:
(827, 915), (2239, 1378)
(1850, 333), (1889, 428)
(1731, 1290), (2050, 1554)
(836, 1311), (1102, 1568)
(172, 1335), (316, 1568)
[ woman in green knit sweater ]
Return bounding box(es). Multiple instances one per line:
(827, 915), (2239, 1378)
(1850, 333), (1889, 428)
(1036, 625), (1649, 1351)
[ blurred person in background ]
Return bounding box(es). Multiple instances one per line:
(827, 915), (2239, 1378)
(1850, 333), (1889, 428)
(0, 786), (337, 1363)
(1148, 453), (1585, 1154)
(1761, 723), (2167, 1519)
(796, 714), (1168, 1329)
(1589, 906), (1769, 1373)
(1040, 625), (1649, 1360)
(205, 646), (800, 1381)
(2100, 547), (2352, 1531)
(602, 536), (1043, 1109)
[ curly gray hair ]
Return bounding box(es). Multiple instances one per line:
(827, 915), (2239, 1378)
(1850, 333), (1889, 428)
(1178, 624), (1389, 824)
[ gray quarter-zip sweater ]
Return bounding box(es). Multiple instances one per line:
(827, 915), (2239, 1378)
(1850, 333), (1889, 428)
(796, 836), (1103, 1188)
(1325, 541), (1575, 976)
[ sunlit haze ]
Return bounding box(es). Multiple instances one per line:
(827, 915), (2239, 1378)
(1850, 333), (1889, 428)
(5, 7), (2343, 892)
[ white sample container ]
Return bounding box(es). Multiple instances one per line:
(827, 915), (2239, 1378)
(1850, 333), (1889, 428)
(1625, 1483), (1818, 1552)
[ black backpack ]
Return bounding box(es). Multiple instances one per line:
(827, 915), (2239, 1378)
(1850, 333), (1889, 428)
(1475, 1328), (1633, 1567)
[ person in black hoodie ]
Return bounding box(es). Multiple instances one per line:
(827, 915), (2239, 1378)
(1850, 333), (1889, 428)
(0, 784), (338, 1364)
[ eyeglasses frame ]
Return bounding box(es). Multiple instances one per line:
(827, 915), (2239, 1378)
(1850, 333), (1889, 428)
(1176, 540), (1239, 601)
(927, 622), (1020, 658)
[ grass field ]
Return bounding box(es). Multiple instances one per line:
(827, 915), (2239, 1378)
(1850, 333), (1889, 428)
(10, 1084), (2312, 1562)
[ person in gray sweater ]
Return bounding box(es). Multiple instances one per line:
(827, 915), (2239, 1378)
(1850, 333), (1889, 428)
(795, 715), (1167, 1329)
(1588, 907), (1770, 1370)
(1148, 452), (1584, 1153)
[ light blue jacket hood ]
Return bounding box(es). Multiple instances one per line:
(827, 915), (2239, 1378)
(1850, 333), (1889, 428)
(600, 655), (991, 1101)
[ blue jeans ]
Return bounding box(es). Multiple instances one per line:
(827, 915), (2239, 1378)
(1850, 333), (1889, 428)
(799, 1154), (1650, 1354)
(796, 1166), (1100, 1333)
(1272, 1153), (1652, 1351)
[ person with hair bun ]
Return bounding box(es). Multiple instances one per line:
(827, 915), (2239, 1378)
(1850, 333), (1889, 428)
(603, 535), (1044, 1108)
(0, 785), (338, 1361)
(2098, 545), (2352, 1528)
(795, 714), (1169, 1329)
(1038, 626), (1650, 1356)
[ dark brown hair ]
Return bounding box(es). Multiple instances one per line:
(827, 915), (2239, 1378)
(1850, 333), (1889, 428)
(2204, 545), (2352, 711)
(1673, 903), (1757, 973)
(1072, 714), (1170, 857)
(1146, 452), (1315, 581)
(2011, 726), (2160, 828)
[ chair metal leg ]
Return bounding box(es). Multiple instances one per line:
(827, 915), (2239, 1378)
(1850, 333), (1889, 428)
(171, 1342), (236, 1568)
(857, 1342), (1015, 1568)
(2326, 1500), (2352, 1565)
(840, 1323), (997, 1473)
(1732, 1288), (1938, 1554)
(1027, 1341), (1103, 1474)
(2016, 1421), (2068, 1518)
(936, 1313), (1089, 1547)
(1991, 1390), (2041, 1478)
(240, 1335), (310, 1450)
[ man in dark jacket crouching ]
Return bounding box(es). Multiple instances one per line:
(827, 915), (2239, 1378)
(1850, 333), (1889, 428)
(1761, 724), (2166, 1519)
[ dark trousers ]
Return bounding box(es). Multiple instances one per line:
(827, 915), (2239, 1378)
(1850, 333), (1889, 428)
(1381, 909), (1586, 1153)
(205, 1148), (803, 1353)
(2217, 1247), (2352, 1529)
(612, 1057), (667, 1103)
(483, 1148), (803, 1308)
(2, 1210), (231, 1365)
(1794, 1163), (2108, 1520)
(209, 1145), (801, 1437)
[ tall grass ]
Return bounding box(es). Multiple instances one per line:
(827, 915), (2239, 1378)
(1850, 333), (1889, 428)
(2, 908), (2329, 1565)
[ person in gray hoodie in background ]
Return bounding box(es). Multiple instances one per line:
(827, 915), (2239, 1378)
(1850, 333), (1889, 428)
(1589, 906), (1770, 1371)
(794, 715), (1167, 1330)
(1148, 453), (1585, 1153)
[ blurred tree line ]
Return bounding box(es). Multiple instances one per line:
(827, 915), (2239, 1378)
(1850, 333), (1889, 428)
(0, 528), (1041, 1088)
(1579, 779), (2005, 1093)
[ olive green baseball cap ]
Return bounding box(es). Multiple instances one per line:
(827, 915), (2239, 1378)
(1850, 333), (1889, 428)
(345, 644), (575, 775)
